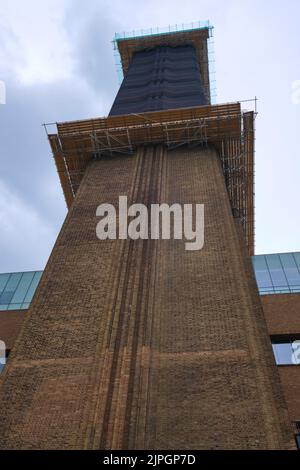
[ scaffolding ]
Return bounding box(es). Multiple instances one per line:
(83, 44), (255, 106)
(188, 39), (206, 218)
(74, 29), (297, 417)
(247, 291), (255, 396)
(44, 100), (256, 255)
(112, 21), (216, 105)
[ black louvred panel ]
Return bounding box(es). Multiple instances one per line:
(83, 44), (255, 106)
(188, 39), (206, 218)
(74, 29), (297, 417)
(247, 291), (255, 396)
(109, 44), (208, 116)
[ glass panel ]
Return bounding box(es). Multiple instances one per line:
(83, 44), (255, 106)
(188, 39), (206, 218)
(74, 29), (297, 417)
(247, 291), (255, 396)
(7, 303), (22, 310)
(0, 273), (22, 305)
(21, 302), (30, 310)
(3, 272), (22, 290)
(290, 286), (300, 293)
(10, 272), (35, 304)
(266, 254), (288, 289)
(276, 288), (291, 294)
(23, 271), (42, 303)
(0, 273), (10, 294)
(293, 252), (300, 272)
(280, 253), (300, 287)
(0, 291), (14, 305)
(0, 271), (42, 308)
(272, 343), (293, 365)
(252, 255), (273, 290)
(260, 287), (275, 293)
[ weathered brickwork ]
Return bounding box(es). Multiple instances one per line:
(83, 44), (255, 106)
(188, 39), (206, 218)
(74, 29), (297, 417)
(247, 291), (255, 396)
(0, 146), (294, 449)
(261, 294), (300, 336)
(261, 293), (300, 425)
(0, 311), (23, 349)
(278, 367), (300, 424)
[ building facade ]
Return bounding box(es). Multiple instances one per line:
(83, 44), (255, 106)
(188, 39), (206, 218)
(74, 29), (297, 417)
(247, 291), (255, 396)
(0, 23), (297, 449)
(1, 256), (300, 447)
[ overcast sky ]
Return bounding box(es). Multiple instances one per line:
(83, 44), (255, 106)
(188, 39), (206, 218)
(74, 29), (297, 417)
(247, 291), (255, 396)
(0, 0), (299, 273)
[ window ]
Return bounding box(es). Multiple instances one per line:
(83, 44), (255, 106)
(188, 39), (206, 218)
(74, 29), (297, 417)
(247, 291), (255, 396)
(0, 271), (42, 311)
(293, 420), (300, 449)
(252, 252), (300, 295)
(271, 337), (300, 365)
(252, 255), (273, 293)
(0, 344), (9, 375)
(280, 253), (300, 288)
(296, 434), (300, 450)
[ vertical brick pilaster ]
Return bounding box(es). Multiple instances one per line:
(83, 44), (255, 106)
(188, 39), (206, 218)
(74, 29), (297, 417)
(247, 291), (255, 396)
(0, 147), (294, 449)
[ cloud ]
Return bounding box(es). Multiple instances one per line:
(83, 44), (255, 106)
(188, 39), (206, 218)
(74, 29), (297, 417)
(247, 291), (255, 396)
(0, 0), (300, 274)
(0, 1), (123, 274)
(0, 0), (74, 85)
(0, 179), (57, 271)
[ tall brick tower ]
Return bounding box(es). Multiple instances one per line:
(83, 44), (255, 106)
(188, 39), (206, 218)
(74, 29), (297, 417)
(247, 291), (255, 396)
(0, 23), (294, 449)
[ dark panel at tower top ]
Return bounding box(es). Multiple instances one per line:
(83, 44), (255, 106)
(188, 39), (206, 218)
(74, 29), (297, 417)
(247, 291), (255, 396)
(109, 45), (208, 116)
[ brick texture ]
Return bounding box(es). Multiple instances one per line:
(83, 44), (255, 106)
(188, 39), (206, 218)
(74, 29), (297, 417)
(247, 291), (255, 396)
(278, 367), (300, 423)
(261, 294), (300, 336)
(261, 293), (300, 425)
(0, 311), (24, 350)
(0, 146), (294, 449)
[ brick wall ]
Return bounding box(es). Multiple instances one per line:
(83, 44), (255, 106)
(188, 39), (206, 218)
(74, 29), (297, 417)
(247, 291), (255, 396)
(261, 294), (300, 336)
(262, 293), (300, 425)
(278, 367), (300, 423)
(0, 146), (294, 449)
(0, 311), (24, 350)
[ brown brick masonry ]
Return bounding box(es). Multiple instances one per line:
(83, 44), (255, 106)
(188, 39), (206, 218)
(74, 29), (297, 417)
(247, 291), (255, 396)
(278, 367), (300, 424)
(261, 293), (300, 425)
(0, 311), (24, 350)
(261, 294), (300, 336)
(0, 146), (294, 449)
